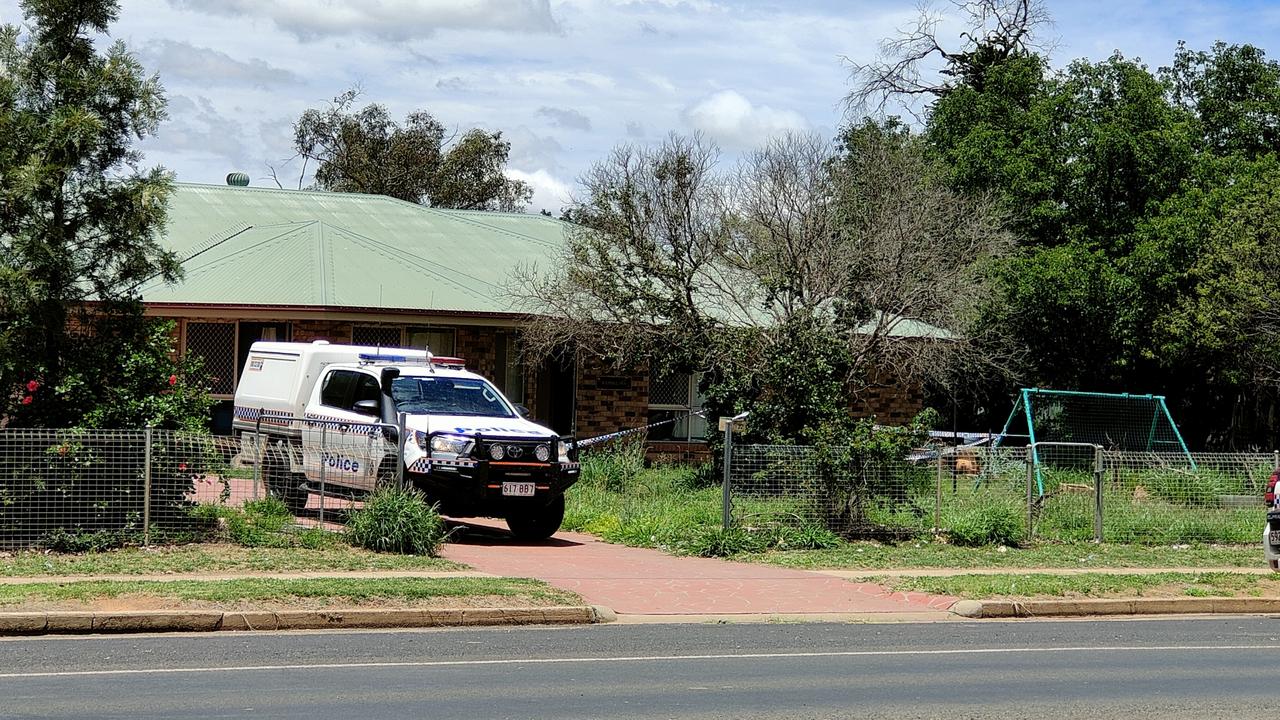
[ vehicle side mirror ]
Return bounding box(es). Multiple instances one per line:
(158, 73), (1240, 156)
(515, 404), (531, 419)
(380, 367), (400, 396)
(353, 399), (380, 416)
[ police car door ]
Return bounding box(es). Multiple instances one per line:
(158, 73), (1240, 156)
(304, 369), (381, 492)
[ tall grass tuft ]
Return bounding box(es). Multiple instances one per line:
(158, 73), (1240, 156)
(345, 485), (446, 556)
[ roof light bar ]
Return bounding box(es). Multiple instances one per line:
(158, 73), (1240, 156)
(357, 352), (466, 369)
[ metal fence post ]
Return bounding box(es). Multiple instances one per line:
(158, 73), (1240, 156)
(253, 415), (263, 501)
(722, 419), (733, 531)
(319, 424), (327, 527)
(143, 428), (153, 546)
(1025, 445), (1035, 544)
(396, 412), (407, 489)
(1274, 450), (1278, 473)
(934, 447), (944, 534)
(1093, 444), (1104, 543)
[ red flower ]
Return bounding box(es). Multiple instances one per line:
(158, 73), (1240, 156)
(20, 396), (31, 405)
(25, 380), (38, 392)
(168, 374), (178, 386)
(178, 462), (187, 471)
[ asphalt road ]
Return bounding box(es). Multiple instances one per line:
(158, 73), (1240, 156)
(1, 617), (1278, 719)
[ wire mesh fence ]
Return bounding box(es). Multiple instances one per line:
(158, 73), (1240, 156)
(0, 422), (406, 550)
(728, 444), (935, 539)
(1098, 451), (1273, 544)
(727, 441), (1277, 545)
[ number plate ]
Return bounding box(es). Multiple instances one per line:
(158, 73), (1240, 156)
(1270, 530), (1280, 546)
(502, 482), (536, 497)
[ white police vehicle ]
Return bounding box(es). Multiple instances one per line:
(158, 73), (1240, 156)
(233, 341), (579, 540)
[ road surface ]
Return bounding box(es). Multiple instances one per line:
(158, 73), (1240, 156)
(2, 617), (1277, 718)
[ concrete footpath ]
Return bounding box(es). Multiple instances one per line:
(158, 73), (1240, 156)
(441, 521), (959, 620)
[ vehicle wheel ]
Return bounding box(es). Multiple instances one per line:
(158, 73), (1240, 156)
(506, 494), (565, 541)
(263, 448), (309, 515)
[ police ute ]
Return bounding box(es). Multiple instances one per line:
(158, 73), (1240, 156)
(232, 341), (579, 540)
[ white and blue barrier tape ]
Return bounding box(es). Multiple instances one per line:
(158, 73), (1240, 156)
(571, 410), (708, 450)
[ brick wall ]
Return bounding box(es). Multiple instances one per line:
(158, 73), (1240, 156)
(574, 358), (649, 440)
(455, 326), (499, 382)
(647, 441), (711, 465)
(855, 374), (926, 425)
(292, 320), (353, 344)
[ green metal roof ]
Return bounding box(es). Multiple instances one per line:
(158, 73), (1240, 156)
(142, 182), (953, 339)
(140, 183), (567, 314)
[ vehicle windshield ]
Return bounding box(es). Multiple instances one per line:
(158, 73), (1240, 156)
(390, 376), (515, 418)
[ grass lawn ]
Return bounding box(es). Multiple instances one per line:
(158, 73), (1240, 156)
(564, 452), (1266, 568)
(0, 543), (463, 577)
(739, 541), (1264, 570)
(880, 571), (1280, 600)
(0, 577), (579, 611)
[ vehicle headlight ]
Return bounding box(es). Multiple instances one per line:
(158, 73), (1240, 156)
(429, 434), (472, 456)
(535, 444), (551, 462)
(557, 440), (572, 463)
(488, 443), (505, 461)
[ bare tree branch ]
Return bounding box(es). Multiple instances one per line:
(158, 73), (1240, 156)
(844, 0), (1055, 116)
(509, 126), (1019, 415)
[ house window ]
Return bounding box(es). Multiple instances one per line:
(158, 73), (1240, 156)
(185, 322), (237, 396)
(406, 327), (456, 356)
(352, 325), (403, 348)
(647, 368), (707, 442)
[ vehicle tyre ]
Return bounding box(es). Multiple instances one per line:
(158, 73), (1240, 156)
(506, 494), (565, 541)
(263, 447), (309, 515)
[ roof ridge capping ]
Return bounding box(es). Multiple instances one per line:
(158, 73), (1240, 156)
(172, 181), (566, 222)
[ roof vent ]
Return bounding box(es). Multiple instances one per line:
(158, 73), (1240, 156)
(226, 172), (250, 187)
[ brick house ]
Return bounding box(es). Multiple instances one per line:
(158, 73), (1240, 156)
(144, 181), (928, 453)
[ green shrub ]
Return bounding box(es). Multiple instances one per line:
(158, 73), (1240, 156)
(687, 526), (769, 557)
(298, 527), (340, 549)
(188, 498), (296, 548)
(776, 523), (843, 550)
(947, 500), (1024, 547)
(37, 528), (135, 553)
(345, 485), (445, 555)
(242, 497), (291, 519)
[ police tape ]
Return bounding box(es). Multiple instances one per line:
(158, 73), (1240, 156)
(571, 410), (707, 450)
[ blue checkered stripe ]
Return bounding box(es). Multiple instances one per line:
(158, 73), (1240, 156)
(303, 413), (381, 434)
(234, 406), (294, 427)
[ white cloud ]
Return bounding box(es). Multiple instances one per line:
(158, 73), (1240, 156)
(165, 0), (561, 41)
(538, 106), (592, 131)
(139, 40), (301, 88)
(504, 127), (567, 175)
(506, 168), (573, 215)
(681, 90), (809, 149)
(145, 95), (251, 170)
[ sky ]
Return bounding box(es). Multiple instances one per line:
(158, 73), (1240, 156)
(2, 0), (1278, 214)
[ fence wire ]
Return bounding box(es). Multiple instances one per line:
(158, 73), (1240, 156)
(727, 443), (1276, 545)
(729, 444), (934, 539)
(0, 423), (404, 550)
